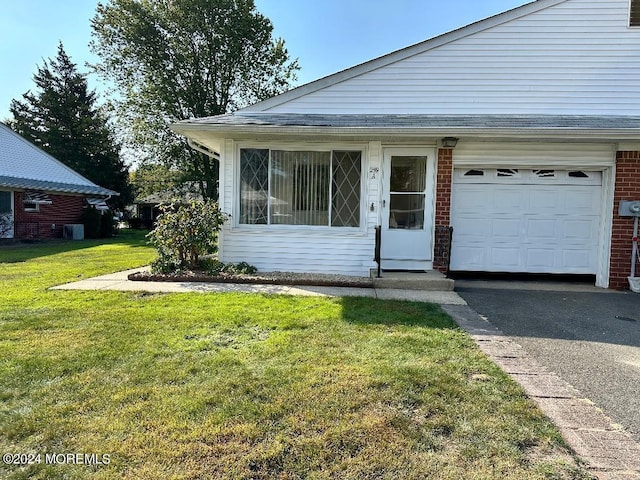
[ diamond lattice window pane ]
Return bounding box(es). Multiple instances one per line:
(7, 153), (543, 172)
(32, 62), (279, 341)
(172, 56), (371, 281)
(240, 149), (269, 224)
(331, 151), (361, 227)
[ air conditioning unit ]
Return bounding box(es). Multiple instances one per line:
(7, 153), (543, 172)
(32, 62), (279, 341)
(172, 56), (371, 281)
(63, 224), (84, 240)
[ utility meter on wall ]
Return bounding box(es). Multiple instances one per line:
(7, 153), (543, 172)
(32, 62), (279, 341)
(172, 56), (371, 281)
(619, 200), (640, 217)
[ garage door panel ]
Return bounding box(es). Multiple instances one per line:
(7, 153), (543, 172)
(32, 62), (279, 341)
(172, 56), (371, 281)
(454, 247), (486, 268)
(490, 247), (521, 268)
(562, 219), (596, 240)
(565, 190), (599, 212)
(453, 189), (491, 212)
(454, 216), (490, 238)
(526, 218), (557, 240)
(492, 218), (521, 239)
(529, 189), (561, 211)
(492, 190), (523, 211)
(451, 169), (601, 274)
(526, 249), (557, 269)
(562, 250), (592, 270)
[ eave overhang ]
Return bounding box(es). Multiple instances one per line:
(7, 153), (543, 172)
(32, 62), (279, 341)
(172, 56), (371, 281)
(171, 114), (640, 147)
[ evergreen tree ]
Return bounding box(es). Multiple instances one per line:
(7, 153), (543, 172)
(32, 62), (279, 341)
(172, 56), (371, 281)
(8, 42), (132, 210)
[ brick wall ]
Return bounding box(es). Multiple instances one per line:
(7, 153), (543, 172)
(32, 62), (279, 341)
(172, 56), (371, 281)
(13, 192), (85, 239)
(610, 152), (640, 289)
(433, 148), (453, 272)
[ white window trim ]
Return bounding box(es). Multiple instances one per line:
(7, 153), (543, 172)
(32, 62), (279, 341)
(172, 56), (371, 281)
(233, 142), (368, 234)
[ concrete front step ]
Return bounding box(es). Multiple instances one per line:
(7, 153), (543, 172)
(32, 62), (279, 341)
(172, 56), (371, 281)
(371, 270), (455, 291)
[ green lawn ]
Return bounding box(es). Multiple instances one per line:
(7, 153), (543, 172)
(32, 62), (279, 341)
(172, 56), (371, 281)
(0, 231), (592, 479)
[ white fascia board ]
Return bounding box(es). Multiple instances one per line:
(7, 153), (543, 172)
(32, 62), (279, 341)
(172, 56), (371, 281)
(238, 0), (566, 113)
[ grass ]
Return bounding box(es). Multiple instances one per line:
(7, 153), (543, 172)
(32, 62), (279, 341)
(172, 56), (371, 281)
(0, 231), (592, 479)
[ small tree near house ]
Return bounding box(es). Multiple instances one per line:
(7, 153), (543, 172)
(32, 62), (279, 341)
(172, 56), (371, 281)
(147, 200), (228, 273)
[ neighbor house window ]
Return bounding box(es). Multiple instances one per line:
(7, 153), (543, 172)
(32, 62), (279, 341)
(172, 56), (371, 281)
(0, 191), (11, 214)
(24, 201), (39, 212)
(240, 148), (362, 227)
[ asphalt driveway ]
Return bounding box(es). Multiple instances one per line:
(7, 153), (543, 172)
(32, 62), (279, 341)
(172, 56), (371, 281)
(455, 279), (640, 443)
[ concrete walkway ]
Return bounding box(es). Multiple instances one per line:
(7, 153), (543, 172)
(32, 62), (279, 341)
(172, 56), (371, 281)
(51, 268), (467, 304)
(51, 269), (640, 478)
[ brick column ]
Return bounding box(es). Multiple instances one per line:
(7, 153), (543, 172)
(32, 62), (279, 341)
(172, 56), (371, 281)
(433, 148), (453, 272)
(610, 151), (640, 289)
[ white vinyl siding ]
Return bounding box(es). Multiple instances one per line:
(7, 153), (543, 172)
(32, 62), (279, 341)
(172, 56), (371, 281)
(220, 231), (375, 276)
(260, 0), (640, 115)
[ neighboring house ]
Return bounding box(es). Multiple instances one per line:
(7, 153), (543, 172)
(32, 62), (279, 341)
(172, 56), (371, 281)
(133, 186), (203, 225)
(172, 0), (640, 289)
(0, 123), (117, 239)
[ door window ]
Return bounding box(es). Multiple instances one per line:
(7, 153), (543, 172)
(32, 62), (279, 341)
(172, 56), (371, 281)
(389, 156), (427, 230)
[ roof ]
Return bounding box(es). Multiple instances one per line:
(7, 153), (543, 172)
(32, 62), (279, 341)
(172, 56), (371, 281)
(239, 0), (566, 113)
(181, 113), (640, 130)
(0, 123), (117, 197)
(172, 113), (640, 142)
(0, 175), (117, 196)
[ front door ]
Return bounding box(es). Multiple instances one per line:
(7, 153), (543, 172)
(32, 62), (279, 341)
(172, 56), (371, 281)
(381, 148), (435, 269)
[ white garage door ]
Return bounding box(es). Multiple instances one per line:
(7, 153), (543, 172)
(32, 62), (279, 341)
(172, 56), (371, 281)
(450, 168), (602, 274)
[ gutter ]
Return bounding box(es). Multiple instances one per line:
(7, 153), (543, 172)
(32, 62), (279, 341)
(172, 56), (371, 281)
(172, 122), (640, 142)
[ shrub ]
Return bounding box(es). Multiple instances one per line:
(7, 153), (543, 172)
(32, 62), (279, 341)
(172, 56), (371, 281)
(147, 200), (229, 273)
(100, 210), (117, 238)
(223, 261), (258, 274)
(81, 206), (102, 239)
(198, 257), (226, 275)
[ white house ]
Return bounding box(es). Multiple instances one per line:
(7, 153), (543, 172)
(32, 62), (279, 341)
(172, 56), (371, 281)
(172, 0), (640, 289)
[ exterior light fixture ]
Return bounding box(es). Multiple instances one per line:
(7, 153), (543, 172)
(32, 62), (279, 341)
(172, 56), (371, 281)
(441, 137), (459, 148)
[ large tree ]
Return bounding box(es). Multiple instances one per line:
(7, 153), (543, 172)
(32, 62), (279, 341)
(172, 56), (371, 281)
(9, 43), (132, 210)
(90, 0), (299, 200)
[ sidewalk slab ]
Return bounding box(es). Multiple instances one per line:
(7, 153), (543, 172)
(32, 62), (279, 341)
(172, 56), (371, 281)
(50, 269), (467, 305)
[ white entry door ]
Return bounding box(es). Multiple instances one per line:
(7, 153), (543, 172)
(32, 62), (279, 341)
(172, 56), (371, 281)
(381, 148), (436, 270)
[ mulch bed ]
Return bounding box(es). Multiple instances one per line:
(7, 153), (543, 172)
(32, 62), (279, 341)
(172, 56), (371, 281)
(128, 270), (374, 288)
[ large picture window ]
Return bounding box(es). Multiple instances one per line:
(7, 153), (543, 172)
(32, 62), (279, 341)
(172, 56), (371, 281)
(240, 149), (362, 227)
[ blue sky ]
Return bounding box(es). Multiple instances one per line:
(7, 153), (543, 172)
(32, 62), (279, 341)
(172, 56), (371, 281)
(0, 0), (531, 121)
